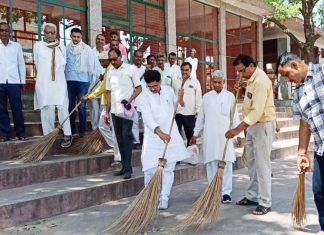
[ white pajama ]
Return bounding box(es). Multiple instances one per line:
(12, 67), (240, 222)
(90, 98), (101, 130)
(40, 105), (71, 136)
(144, 162), (176, 200)
(98, 108), (121, 161)
(132, 109), (140, 144)
(206, 160), (233, 196)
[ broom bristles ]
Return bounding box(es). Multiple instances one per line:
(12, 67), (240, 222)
(13, 128), (60, 163)
(71, 129), (105, 155)
(237, 147), (248, 168)
(292, 172), (306, 228)
(176, 162), (225, 232)
(107, 165), (164, 235)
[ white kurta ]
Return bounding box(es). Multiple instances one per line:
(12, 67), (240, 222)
(138, 85), (190, 171)
(34, 41), (69, 110)
(194, 89), (240, 163)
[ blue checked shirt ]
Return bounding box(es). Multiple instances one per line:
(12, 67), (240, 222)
(292, 63), (324, 155)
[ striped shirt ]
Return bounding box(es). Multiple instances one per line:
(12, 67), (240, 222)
(293, 63), (324, 155)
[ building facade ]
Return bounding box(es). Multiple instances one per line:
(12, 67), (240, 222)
(0, 0), (273, 93)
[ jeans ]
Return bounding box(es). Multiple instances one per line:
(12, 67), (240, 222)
(0, 83), (25, 138)
(111, 113), (134, 173)
(67, 81), (89, 134)
(313, 154), (324, 231)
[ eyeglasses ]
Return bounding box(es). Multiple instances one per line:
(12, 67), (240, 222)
(44, 31), (56, 35)
(0, 29), (9, 32)
(109, 58), (118, 62)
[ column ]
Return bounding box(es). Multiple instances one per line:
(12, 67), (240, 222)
(257, 18), (263, 68)
(165, 0), (177, 54)
(218, 2), (227, 84)
(87, 0), (102, 47)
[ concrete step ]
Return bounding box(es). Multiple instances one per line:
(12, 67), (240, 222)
(0, 150), (142, 191)
(0, 164), (205, 229)
(275, 117), (298, 128)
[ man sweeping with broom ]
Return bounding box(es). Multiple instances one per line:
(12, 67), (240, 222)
(139, 69), (190, 209)
(277, 52), (324, 234)
(225, 54), (276, 216)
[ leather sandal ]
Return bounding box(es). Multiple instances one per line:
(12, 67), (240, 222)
(252, 205), (271, 215)
(236, 197), (258, 206)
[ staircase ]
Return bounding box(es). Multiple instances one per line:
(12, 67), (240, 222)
(0, 104), (308, 229)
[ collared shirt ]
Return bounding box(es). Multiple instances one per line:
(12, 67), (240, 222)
(65, 50), (91, 83)
(242, 67), (276, 125)
(153, 66), (173, 86)
(104, 43), (128, 63)
(293, 63), (324, 156)
(185, 57), (198, 79)
(164, 62), (181, 80)
(106, 62), (141, 114)
(172, 77), (202, 115)
(0, 40), (26, 84)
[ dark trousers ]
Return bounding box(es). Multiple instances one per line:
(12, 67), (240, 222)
(67, 81), (89, 134)
(313, 154), (324, 231)
(0, 84), (25, 138)
(111, 114), (134, 173)
(175, 114), (195, 146)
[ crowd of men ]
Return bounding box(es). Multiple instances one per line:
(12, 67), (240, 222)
(1, 21), (324, 233)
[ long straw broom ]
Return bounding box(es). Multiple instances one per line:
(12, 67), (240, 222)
(291, 156), (309, 228)
(176, 77), (242, 232)
(107, 77), (188, 235)
(13, 80), (101, 163)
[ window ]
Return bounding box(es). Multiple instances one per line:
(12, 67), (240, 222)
(102, 0), (166, 63)
(176, 0), (219, 92)
(1, 0), (87, 93)
(226, 12), (257, 93)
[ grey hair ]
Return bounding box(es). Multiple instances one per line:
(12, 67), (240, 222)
(42, 23), (57, 32)
(276, 51), (301, 73)
(156, 52), (165, 59)
(212, 70), (225, 80)
(190, 48), (196, 53)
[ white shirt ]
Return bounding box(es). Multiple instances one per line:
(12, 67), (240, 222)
(185, 57), (198, 79)
(0, 40), (26, 84)
(106, 62), (141, 114)
(172, 77), (202, 115)
(194, 89), (240, 163)
(133, 64), (146, 108)
(138, 85), (189, 171)
(164, 62), (181, 80)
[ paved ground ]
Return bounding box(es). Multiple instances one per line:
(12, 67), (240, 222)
(1, 156), (320, 235)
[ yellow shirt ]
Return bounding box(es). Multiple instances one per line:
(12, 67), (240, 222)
(242, 67), (276, 126)
(87, 64), (112, 105)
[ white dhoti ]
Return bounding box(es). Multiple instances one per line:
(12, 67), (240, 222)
(90, 98), (101, 130)
(40, 105), (71, 136)
(98, 108), (121, 161)
(132, 109), (140, 144)
(144, 162), (176, 200)
(206, 160), (233, 196)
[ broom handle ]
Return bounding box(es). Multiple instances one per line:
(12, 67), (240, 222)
(221, 76), (242, 161)
(161, 78), (187, 159)
(60, 77), (102, 126)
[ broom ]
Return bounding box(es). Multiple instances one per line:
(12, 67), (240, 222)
(176, 77), (242, 232)
(107, 77), (188, 235)
(291, 155), (309, 228)
(70, 67), (112, 155)
(14, 80), (101, 163)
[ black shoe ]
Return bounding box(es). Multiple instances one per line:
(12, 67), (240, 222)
(222, 194), (232, 204)
(113, 170), (125, 176)
(123, 172), (132, 179)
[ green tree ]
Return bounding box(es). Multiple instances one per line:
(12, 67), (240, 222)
(265, 0), (323, 63)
